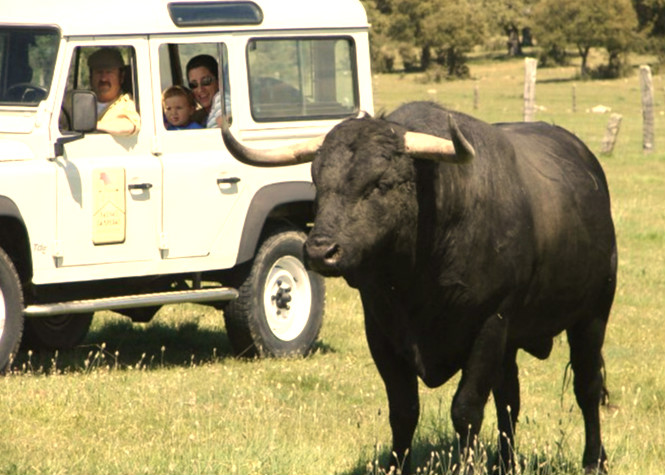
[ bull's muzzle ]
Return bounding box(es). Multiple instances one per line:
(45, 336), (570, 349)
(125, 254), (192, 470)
(304, 235), (343, 276)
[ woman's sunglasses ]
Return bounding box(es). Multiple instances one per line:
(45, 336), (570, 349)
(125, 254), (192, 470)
(188, 76), (215, 89)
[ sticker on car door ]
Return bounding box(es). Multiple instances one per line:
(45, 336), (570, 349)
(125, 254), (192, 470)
(92, 167), (126, 244)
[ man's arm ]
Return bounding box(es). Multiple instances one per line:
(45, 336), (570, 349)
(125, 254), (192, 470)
(97, 94), (141, 136)
(97, 114), (140, 135)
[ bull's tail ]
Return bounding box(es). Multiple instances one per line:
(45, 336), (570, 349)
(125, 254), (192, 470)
(561, 354), (610, 407)
(600, 354), (610, 406)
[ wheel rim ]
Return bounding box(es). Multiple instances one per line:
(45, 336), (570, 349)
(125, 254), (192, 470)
(263, 255), (312, 342)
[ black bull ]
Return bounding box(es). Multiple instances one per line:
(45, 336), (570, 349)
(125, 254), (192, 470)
(222, 101), (617, 473)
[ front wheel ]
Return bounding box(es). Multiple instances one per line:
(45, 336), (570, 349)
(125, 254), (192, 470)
(0, 248), (24, 373)
(223, 228), (325, 358)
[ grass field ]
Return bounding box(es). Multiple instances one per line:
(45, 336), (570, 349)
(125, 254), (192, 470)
(2, 55), (665, 475)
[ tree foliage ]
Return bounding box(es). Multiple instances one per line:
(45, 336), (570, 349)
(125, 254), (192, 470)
(480, 0), (536, 55)
(633, 0), (665, 61)
(633, 0), (665, 35)
(387, 0), (433, 70)
(422, 0), (487, 76)
(362, 0), (487, 76)
(363, 0), (654, 78)
(532, 0), (638, 77)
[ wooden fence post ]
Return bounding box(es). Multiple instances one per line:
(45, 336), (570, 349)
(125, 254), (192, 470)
(523, 58), (537, 122)
(600, 113), (623, 155)
(640, 65), (655, 153)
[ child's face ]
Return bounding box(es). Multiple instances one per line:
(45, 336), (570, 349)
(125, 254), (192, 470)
(164, 95), (195, 127)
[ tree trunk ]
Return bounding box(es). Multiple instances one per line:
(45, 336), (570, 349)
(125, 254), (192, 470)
(506, 27), (522, 56)
(579, 46), (590, 77)
(420, 45), (431, 71)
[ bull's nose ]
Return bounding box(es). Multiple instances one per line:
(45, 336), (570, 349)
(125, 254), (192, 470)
(305, 235), (342, 272)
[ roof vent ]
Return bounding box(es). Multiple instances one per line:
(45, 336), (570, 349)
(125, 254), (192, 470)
(168, 1), (263, 27)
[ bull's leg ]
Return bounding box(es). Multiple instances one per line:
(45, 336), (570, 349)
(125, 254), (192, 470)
(451, 313), (508, 473)
(385, 363), (420, 474)
(491, 346), (520, 474)
(566, 318), (608, 473)
(364, 313), (420, 474)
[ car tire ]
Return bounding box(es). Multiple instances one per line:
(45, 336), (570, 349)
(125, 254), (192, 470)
(0, 247), (24, 373)
(223, 228), (325, 358)
(22, 313), (93, 351)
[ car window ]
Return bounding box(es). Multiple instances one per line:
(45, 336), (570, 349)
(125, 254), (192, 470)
(0, 27), (59, 105)
(247, 37), (358, 121)
(59, 45), (139, 133)
(157, 42), (230, 130)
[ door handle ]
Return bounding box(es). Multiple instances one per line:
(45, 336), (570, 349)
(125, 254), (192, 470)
(128, 183), (153, 190)
(217, 177), (240, 185)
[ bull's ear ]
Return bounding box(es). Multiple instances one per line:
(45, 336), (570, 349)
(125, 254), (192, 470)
(448, 114), (475, 163)
(403, 115), (475, 164)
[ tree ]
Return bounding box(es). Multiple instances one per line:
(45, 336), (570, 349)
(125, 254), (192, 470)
(481, 0), (536, 56)
(532, 0), (638, 77)
(423, 0), (487, 77)
(633, 0), (665, 36)
(363, 0), (486, 74)
(632, 0), (665, 62)
(387, 0), (435, 70)
(361, 0), (398, 72)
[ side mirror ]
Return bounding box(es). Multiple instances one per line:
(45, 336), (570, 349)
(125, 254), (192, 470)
(71, 90), (97, 132)
(54, 90), (98, 157)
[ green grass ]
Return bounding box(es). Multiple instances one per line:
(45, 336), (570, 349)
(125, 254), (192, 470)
(3, 55), (665, 474)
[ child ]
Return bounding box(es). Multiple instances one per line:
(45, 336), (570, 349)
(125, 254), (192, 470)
(162, 85), (203, 130)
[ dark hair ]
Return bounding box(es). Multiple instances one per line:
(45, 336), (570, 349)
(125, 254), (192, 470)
(186, 54), (219, 79)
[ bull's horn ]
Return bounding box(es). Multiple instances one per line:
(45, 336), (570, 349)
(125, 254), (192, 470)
(221, 119), (323, 167)
(404, 115), (475, 163)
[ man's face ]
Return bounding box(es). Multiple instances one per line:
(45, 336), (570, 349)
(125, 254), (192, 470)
(91, 68), (123, 103)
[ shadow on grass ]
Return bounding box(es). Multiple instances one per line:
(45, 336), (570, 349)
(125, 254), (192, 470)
(13, 310), (335, 374)
(537, 77), (581, 84)
(342, 432), (581, 475)
(343, 434), (486, 475)
(13, 318), (229, 373)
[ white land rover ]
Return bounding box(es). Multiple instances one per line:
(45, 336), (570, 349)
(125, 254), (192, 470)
(0, 0), (373, 370)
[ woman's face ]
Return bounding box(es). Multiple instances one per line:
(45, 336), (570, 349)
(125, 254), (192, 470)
(187, 66), (219, 112)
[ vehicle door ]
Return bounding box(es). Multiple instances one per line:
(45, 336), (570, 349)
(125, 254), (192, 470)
(54, 39), (162, 268)
(149, 39), (242, 260)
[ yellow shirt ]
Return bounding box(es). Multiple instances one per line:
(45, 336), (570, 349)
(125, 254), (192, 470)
(98, 93), (141, 136)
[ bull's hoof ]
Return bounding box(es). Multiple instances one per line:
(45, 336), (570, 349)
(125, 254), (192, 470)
(583, 460), (608, 474)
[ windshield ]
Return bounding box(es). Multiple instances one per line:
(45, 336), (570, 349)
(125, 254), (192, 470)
(0, 27), (60, 106)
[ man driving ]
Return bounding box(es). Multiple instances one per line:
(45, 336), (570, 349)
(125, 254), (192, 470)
(88, 47), (140, 136)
